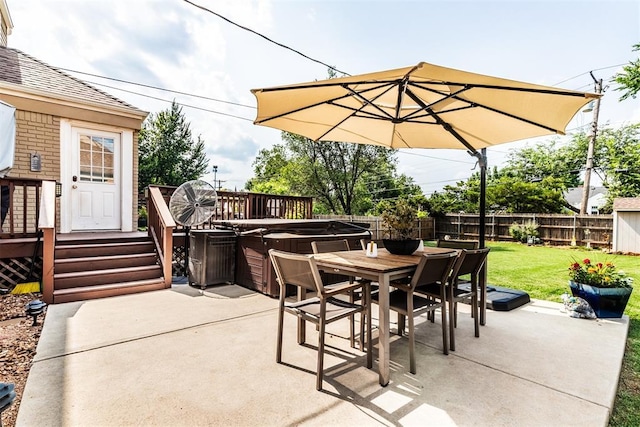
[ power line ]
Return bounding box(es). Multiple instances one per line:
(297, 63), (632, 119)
(182, 0), (349, 76)
(61, 68), (256, 109)
(396, 149), (475, 164)
(87, 80), (254, 122)
(553, 63), (625, 86)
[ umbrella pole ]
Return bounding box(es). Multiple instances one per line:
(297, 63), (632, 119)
(478, 148), (487, 249)
(478, 148), (488, 326)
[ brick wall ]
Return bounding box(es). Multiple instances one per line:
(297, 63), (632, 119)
(7, 111), (61, 230)
(13, 110), (61, 181)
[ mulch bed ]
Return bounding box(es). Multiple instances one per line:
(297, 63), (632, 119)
(0, 293), (46, 427)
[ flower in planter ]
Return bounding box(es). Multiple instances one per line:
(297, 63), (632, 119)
(568, 258), (634, 289)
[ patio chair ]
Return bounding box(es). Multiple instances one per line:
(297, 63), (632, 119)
(419, 248), (490, 351)
(434, 238), (479, 315)
(371, 251), (458, 374)
(311, 239), (362, 349)
(437, 239), (479, 250)
(269, 249), (372, 391)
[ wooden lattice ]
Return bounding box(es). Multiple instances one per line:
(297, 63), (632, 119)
(172, 244), (187, 277)
(0, 256), (42, 290)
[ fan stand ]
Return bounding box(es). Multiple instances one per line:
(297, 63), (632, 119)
(168, 180), (218, 289)
(183, 225), (190, 279)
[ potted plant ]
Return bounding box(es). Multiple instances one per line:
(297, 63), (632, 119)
(380, 199), (421, 255)
(568, 258), (634, 318)
(138, 205), (148, 229)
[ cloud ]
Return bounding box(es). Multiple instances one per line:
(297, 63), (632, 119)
(207, 135), (259, 162)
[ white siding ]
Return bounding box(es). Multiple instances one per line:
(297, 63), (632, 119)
(614, 211), (640, 254)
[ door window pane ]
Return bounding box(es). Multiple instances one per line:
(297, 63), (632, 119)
(79, 134), (116, 183)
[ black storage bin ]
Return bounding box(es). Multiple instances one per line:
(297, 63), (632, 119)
(188, 229), (236, 288)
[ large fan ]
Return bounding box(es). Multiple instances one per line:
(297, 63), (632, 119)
(169, 180), (217, 227)
(169, 180), (218, 277)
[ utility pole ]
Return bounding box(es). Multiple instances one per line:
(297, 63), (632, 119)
(580, 72), (603, 215)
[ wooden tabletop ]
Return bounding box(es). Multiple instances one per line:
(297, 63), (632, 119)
(312, 247), (457, 273)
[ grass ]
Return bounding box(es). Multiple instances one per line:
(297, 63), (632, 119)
(451, 241), (640, 427)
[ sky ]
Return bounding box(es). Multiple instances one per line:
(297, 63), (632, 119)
(6, 0), (640, 196)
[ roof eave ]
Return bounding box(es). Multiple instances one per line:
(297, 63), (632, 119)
(0, 82), (149, 120)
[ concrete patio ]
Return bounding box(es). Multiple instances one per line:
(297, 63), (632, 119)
(17, 281), (628, 426)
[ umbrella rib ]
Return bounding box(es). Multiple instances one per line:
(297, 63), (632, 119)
(315, 83), (399, 141)
(344, 82), (398, 121)
(409, 84), (566, 134)
(411, 81), (593, 97)
(254, 81), (395, 124)
(401, 84), (471, 121)
(405, 89), (478, 153)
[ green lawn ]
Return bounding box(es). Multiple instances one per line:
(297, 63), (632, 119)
(450, 241), (639, 426)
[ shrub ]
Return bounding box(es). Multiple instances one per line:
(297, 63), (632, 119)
(509, 220), (539, 243)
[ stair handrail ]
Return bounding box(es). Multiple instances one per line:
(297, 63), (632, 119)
(38, 180), (56, 304)
(147, 186), (175, 286)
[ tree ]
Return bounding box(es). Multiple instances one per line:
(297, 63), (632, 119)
(426, 123), (640, 215)
(597, 124), (640, 211)
(502, 139), (584, 189)
(427, 167), (569, 215)
(138, 101), (209, 190)
(614, 43), (640, 101)
(245, 133), (421, 215)
(488, 176), (566, 213)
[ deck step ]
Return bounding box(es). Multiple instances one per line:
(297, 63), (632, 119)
(54, 265), (163, 290)
(52, 233), (167, 303)
(55, 233), (150, 246)
(53, 278), (166, 304)
(55, 241), (156, 258)
(55, 253), (158, 273)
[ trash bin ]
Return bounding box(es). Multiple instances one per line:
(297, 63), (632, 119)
(188, 229), (236, 289)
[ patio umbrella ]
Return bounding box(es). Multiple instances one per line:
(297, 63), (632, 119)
(251, 61), (600, 247)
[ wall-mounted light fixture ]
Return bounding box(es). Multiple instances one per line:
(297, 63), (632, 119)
(30, 152), (42, 172)
(55, 182), (62, 197)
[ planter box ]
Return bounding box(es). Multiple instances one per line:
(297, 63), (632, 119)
(569, 280), (632, 318)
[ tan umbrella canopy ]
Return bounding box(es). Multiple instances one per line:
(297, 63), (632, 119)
(251, 61), (600, 246)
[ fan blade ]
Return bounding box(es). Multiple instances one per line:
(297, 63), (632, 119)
(176, 205), (195, 224)
(183, 183), (197, 204)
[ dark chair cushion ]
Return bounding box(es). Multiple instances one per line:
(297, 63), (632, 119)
(458, 284), (530, 311)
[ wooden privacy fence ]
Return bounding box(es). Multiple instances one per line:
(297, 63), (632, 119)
(435, 213), (613, 248)
(314, 215), (435, 241)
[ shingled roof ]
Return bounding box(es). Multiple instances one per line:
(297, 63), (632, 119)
(613, 197), (640, 211)
(0, 46), (144, 114)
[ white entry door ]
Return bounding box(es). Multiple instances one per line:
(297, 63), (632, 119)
(71, 128), (121, 230)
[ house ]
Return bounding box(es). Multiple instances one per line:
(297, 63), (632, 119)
(0, 0), (314, 303)
(0, 0), (159, 302)
(564, 186), (608, 215)
(0, 3), (148, 233)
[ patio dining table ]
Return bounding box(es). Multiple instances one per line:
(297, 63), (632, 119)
(312, 246), (457, 386)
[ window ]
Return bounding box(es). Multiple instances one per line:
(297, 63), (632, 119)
(79, 134), (115, 183)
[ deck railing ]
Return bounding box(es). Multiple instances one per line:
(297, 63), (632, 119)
(0, 177), (44, 238)
(39, 181), (57, 304)
(147, 186), (176, 286)
(146, 185), (313, 230)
